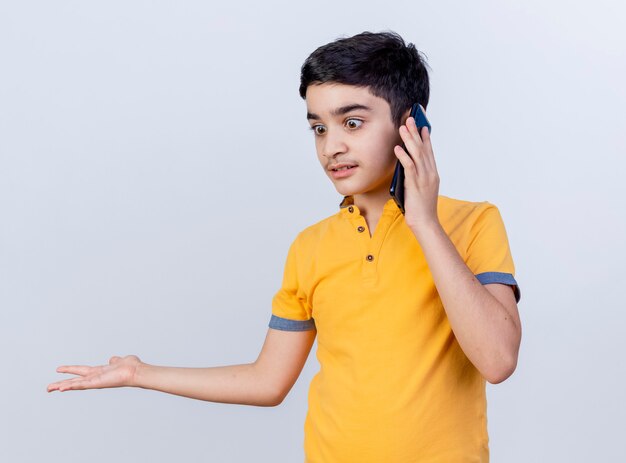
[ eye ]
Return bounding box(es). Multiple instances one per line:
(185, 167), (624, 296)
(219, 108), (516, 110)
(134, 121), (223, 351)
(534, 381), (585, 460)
(309, 124), (326, 136)
(345, 118), (363, 129)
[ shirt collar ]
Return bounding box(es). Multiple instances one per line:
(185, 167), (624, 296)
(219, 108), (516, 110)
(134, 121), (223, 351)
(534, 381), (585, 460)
(339, 195), (401, 218)
(339, 195), (354, 208)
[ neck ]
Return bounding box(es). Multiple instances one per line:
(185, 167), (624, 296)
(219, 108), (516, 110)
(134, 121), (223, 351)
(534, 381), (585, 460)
(352, 185), (392, 221)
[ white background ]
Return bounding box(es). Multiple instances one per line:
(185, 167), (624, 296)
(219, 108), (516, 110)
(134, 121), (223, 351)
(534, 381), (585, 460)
(1, 0), (624, 461)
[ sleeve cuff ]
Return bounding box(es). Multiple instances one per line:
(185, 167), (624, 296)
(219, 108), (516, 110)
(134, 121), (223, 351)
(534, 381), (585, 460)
(268, 314), (316, 331)
(475, 271), (521, 303)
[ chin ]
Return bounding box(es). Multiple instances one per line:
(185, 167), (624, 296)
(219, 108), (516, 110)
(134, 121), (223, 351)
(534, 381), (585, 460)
(333, 175), (391, 196)
(333, 183), (367, 197)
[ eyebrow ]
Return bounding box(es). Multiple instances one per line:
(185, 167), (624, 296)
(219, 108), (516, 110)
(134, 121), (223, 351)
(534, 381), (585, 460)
(306, 103), (373, 121)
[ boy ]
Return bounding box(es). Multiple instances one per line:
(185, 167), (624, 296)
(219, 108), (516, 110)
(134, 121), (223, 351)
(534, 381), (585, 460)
(48, 30), (521, 462)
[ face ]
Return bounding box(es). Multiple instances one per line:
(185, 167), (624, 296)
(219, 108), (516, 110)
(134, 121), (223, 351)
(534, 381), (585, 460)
(305, 83), (404, 200)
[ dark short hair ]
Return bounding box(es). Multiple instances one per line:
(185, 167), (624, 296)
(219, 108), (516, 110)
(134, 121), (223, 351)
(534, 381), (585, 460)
(299, 30), (431, 127)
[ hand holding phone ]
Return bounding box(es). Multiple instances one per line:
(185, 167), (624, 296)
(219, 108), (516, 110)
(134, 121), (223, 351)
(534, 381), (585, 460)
(389, 103), (431, 214)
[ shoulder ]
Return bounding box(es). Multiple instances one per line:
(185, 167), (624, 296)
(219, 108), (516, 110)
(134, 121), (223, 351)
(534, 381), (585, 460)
(289, 210), (342, 253)
(438, 194), (498, 226)
(295, 208), (343, 241)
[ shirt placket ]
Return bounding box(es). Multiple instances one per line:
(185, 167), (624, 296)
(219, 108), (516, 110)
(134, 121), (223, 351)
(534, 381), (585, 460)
(344, 204), (397, 286)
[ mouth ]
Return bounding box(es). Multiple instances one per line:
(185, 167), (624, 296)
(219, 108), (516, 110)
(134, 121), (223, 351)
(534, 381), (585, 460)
(329, 164), (358, 179)
(328, 163), (358, 172)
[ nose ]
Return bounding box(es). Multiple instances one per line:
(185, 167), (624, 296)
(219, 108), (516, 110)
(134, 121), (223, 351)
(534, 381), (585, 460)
(321, 127), (348, 159)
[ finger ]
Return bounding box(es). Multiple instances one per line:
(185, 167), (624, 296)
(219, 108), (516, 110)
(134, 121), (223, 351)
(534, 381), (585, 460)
(48, 376), (86, 392)
(393, 145), (418, 190)
(401, 120), (427, 170)
(109, 356), (122, 364)
(56, 365), (94, 376)
(399, 124), (419, 161)
(400, 124), (428, 182)
(47, 382), (61, 392)
(57, 375), (101, 392)
(57, 380), (88, 392)
(406, 120), (436, 181)
(419, 126), (437, 172)
(406, 117), (424, 148)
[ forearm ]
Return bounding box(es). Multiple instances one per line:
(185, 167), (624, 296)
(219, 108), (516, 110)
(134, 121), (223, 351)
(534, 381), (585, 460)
(132, 361), (280, 407)
(411, 221), (520, 383)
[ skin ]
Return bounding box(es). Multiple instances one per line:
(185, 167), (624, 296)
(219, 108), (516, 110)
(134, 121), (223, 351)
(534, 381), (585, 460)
(47, 82), (521, 393)
(306, 82), (410, 234)
(307, 83), (521, 383)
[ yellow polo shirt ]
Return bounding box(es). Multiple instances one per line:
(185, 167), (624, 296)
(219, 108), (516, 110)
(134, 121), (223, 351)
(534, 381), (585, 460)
(269, 194), (521, 463)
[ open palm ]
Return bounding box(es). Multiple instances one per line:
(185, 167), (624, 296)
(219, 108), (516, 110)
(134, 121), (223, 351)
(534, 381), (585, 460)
(47, 355), (142, 392)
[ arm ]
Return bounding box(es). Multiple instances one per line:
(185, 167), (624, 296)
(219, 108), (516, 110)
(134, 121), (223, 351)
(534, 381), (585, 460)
(47, 327), (317, 407)
(393, 114), (521, 384)
(411, 222), (521, 384)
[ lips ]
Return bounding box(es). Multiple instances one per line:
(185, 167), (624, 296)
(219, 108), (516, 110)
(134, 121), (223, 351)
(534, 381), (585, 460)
(329, 164), (358, 179)
(328, 163), (358, 171)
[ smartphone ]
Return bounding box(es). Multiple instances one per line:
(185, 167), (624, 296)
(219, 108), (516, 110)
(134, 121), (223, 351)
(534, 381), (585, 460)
(389, 103), (431, 214)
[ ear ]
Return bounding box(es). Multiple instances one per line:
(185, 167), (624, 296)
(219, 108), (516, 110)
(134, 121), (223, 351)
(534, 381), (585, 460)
(400, 107), (412, 124)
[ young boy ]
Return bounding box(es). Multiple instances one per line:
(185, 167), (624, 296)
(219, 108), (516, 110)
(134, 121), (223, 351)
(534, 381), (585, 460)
(48, 30), (521, 462)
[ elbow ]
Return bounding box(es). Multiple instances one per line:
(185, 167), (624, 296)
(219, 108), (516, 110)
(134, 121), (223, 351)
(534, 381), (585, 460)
(486, 324), (522, 385)
(485, 355), (518, 384)
(265, 389), (286, 407)
(252, 392), (283, 407)
(261, 382), (288, 407)
(264, 377), (297, 407)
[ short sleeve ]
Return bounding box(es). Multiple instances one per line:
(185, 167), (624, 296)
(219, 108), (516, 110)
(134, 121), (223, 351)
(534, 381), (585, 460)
(465, 204), (521, 303)
(268, 236), (316, 331)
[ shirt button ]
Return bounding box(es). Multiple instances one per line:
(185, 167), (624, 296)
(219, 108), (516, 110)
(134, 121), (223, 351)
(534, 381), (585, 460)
(357, 226), (365, 233)
(366, 254), (374, 261)
(348, 206), (354, 213)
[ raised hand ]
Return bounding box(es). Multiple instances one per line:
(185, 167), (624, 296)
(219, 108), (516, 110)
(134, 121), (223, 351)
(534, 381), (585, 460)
(393, 110), (441, 232)
(47, 355), (143, 393)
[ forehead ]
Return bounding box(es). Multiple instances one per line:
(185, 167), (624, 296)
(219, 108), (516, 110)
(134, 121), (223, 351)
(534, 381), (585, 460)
(305, 83), (390, 120)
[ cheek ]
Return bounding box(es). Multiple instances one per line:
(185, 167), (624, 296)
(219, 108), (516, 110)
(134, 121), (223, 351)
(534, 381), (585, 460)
(316, 149), (327, 166)
(371, 137), (398, 163)
(314, 143), (324, 163)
